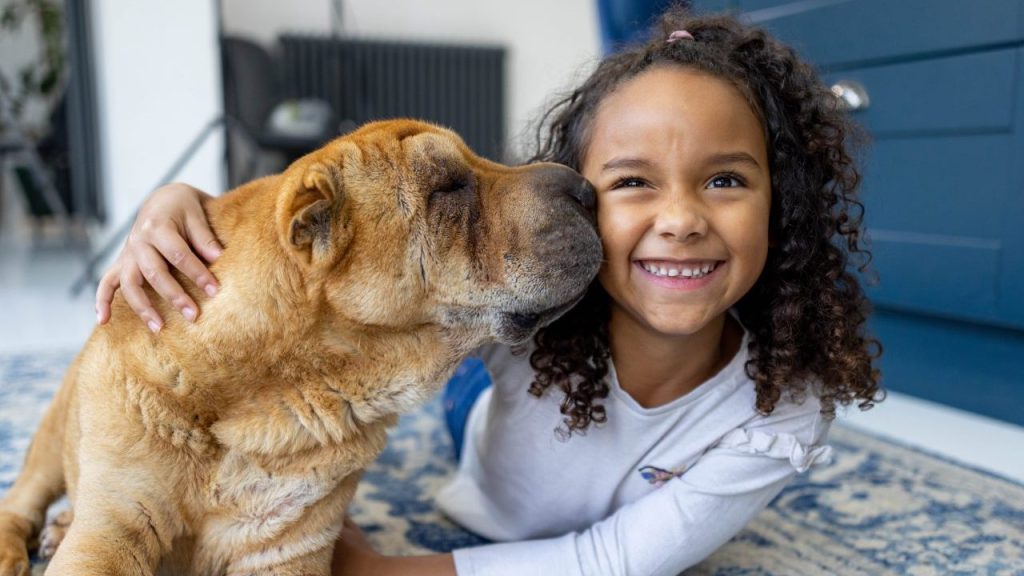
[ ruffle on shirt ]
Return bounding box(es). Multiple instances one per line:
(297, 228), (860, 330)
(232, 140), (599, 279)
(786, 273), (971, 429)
(717, 428), (833, 473)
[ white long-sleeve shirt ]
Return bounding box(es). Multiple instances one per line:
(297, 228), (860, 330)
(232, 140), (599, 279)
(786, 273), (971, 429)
(435, 332), (832, 576)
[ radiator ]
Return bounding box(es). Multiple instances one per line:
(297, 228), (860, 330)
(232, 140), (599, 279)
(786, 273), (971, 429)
(279, 35), (507, 161)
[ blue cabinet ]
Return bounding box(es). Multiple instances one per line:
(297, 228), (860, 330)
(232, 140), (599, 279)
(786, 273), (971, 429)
(831, 49), (1017, 325)
(694, 0), (1024, 424)
(734, 0), (1021, 69)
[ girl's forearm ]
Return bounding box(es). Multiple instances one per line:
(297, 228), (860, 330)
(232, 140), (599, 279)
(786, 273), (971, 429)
(382, 553), (457, 576)
(333, 549), (456, 576)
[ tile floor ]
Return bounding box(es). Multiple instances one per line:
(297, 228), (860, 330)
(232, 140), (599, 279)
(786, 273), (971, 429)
(2, 194), (1023, 484)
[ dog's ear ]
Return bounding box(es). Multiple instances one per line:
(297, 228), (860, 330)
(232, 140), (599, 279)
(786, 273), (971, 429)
(286, 163), (351, 265)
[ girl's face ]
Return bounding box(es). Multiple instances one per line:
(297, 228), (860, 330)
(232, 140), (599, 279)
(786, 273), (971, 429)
(581, 66), (771, 341)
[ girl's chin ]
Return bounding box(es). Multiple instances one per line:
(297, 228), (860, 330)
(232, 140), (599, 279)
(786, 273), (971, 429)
(615, 308), (728, 341)
(643, 319), (719, 339)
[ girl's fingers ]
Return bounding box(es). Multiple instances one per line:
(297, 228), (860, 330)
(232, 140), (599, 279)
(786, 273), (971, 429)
(94, 183), (222, 328)
(95, 265), (121, 325)
(135, 243), (199, 322)
(152, 228), (219, 299)
(119, 266), (163, 333)
(185, 211), (224, 266)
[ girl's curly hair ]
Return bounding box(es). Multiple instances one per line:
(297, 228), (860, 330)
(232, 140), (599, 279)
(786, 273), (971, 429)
(525, 6), (884, 436)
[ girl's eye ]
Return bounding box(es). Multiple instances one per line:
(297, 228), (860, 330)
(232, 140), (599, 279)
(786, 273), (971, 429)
(611, 177), (648, 189)
(708, 174), (744, 189)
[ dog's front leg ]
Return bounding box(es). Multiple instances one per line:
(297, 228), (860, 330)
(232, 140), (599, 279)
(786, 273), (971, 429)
(42, 498), (167, 576)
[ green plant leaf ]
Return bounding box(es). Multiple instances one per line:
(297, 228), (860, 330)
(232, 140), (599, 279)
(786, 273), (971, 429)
(1, 5), (20, 29)
(1, 0), (65, 118)
(39, 68), (58, 94)
(18, 66), (37, 91)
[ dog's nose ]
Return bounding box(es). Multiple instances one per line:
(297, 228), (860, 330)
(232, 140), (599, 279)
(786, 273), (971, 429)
(568, 178), (596, 212)
(532, 164), (596, 213)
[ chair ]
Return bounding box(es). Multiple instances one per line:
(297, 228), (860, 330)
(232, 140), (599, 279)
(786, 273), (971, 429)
(220, 36), (342, 186)
(70, 38), (348, 293)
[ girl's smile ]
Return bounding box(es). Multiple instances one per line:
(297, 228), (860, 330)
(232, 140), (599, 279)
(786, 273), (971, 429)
(634, 259), (724, 290)
(582, 65), (772, 341)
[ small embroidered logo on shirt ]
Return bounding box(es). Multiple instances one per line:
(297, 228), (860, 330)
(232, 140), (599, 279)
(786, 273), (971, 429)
(638, 465), (686, 487)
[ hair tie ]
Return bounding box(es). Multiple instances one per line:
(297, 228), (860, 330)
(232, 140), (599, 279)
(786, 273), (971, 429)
(667, 30), (694, 43)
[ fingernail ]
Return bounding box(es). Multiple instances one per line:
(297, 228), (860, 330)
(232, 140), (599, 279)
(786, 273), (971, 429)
(204, 284), (218, 297)
(148, 320), (161, 333)
(182, 307), (196, 322)
(96, 311), (103, 324)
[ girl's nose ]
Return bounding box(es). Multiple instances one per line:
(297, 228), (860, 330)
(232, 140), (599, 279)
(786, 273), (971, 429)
(654, 191), (708, 241)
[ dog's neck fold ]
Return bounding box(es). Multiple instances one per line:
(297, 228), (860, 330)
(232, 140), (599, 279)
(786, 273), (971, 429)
(123, 172), (483, 452)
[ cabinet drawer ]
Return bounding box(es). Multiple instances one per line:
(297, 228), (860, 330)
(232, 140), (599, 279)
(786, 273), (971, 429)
(866, 234), (1000, 320)
(862, 136), (1011, 239)
(824, 50), (1021, 326)
(737, 0), (1022, 68)
(824, 49), (1017, 135)
(860, 136), (1009, 321)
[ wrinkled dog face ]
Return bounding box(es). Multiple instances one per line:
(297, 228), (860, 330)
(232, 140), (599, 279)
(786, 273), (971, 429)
(282, 120), (603, 348)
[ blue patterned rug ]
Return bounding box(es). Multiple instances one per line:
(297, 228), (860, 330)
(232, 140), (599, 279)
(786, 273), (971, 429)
(2, 351), (1023, 575)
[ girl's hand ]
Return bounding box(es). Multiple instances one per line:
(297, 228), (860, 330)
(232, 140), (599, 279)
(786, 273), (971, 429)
(95, 182), (223, 332)
(332, 517), (387, 574)
(332, 517), (457, 576)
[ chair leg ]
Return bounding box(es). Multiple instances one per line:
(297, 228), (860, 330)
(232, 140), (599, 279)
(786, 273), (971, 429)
(0, 155), (6, 234)
(242, 149), (261, 184)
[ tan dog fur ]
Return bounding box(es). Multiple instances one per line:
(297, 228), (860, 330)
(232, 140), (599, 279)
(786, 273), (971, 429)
(0, 119), (601, 575)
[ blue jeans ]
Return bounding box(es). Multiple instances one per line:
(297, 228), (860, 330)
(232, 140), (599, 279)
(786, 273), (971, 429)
(443, 357), (493, 462)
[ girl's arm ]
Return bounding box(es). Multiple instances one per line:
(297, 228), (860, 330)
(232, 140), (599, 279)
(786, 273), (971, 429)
(95, 182), (223, 330)
(335, 448), (799, 576)
(445, 403), (830, 576)
(344, 399), (829, 576)
(450, 448), (799, 576)
(332, 518), (456, 575)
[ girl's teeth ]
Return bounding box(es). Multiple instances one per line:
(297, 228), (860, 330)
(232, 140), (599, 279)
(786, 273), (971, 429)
(641, 261), (717, 278)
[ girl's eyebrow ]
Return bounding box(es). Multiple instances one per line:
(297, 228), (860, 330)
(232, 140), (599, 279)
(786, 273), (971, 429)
(598, 151), (761, 171)
(601, 153), (762, 172)
(601, 157), (654, 172)
(705, 152), (762, 169)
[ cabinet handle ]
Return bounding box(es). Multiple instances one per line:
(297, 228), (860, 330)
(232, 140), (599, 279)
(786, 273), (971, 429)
(831, 80), (870, 112)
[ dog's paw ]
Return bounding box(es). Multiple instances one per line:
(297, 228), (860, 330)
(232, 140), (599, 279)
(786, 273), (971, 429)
(37, 510), (73, 561)
(0, 512), (31, 576)
(0, 537), (30, 576)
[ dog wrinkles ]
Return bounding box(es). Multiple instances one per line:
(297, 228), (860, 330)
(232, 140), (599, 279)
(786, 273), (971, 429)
(124, 376), (215, 454)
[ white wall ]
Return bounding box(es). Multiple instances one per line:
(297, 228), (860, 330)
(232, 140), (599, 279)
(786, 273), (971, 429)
(91, 0), (224, 235)
(222, 0), (602, 159)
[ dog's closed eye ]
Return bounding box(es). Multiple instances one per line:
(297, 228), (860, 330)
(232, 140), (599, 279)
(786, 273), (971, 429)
(429, 173), (477, 215)
(434, 177), (471, 195)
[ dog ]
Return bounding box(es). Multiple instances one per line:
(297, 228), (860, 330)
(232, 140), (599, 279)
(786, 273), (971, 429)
(0, 119), (602, 575)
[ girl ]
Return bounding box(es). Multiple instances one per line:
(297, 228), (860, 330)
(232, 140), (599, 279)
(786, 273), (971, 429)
(96, 7), (882, 575)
